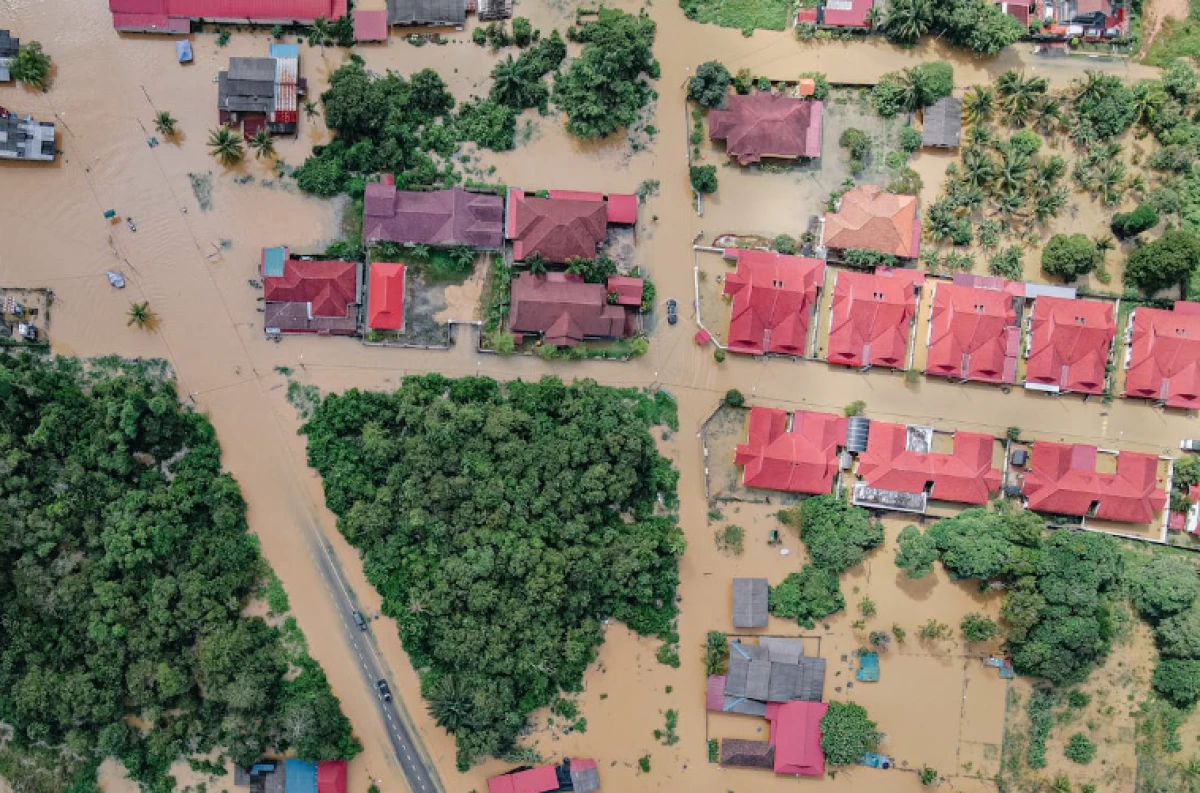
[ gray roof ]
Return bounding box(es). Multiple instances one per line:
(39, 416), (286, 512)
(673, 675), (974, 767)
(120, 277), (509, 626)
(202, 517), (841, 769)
(732, 577), (769, 628)
(569, 765), (600, 793)
(724, 639), (826, 706)
(761, 636), (804, 664)
(745, 658), (771, 700)
(923, 97), (963, 148)
(218, 58), (276, 114)
(386, 0), (466, 26)
(795, 656), (826, 701)
(767, 661), (799, 702)
(721, 695), (768, 716)
(0, 112), (55, 162)
(0, 30), (18, 59)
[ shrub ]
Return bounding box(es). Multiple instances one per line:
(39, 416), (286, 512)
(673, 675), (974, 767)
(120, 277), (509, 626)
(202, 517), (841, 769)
(910, 61), (954, 107)
(714, 348), (726, 362)
(774, 234), (797, 255)
(1125, 228), (1200, 295)
(899, 125), (922, 154)
(687, 61), (732, 108)
(724, 389), (745, 407)
(798, 71), (830, 100)
(1067, 691), (1091, 709)
(919, 766), (938, 785)
(1041, 233), (1099, 282)
(1064, 733), (1095, 764)
(473, 26), (487, 45)
(690, 165), (718, 194)
(733, 67), (753, 94)
(1154, 659), (1200, 708)
(820, 702), (880, 766)
(843, 399), (865, 417)
(1009, 129), (1042, 156)
(705, 631), (729, 675)
(1130, 554), (1200, 622)
(512, 16), (534, 46)
(769, 566), (845, 628)
(989, 246), (1024, 280)
(960, 613), (999, 644)
(871, 77), (910, 118)
(1111, 204), (1160, 239)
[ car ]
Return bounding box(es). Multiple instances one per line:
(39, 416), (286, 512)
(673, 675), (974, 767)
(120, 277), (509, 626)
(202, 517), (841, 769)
(1181, 440), (1200, 452)
(376, 679), (392, 701)
(666, 298), (678, 325)
(352, 610), (367, 630)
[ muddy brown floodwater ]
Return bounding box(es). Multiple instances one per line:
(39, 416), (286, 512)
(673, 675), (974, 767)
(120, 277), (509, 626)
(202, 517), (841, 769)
(0, 1), (1193, 792)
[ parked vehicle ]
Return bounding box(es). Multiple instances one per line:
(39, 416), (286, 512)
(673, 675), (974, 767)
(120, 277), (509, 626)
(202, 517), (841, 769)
(666, 298), (678, 325)
(353, 610), (366, 630)
(376, 679), (392, 701)
(1181, 440), (1200, 452)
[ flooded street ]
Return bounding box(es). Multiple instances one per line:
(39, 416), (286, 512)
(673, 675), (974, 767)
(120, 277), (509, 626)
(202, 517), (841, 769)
(0, 1), (1193, 792)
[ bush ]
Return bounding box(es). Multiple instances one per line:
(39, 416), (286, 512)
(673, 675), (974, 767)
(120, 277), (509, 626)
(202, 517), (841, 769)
(798, 71), (831, 100)
(714, 348), (726, 362)
(989, 246), (1024, 280)
(733, 67), (753, 95)
(1041, 233), (1099, 282)
(774, 234), (797, 255)
(11, 41), (52, 91)
(1111, 204), (1160, 240)
(512, 16), (533, 46)
(871, 77), (910, 118)
(793, 495), (883, 573)
(723, 388), (745, 407)
(1124, 228), (1200, 295)
(1067, 690), (1091, 709)
(899, 125), (922, 154)
(960, 613), (999, 644)
(690, 165), (718, 194)
(1010, 129), (1042, 156)
(919, 766), (938, 786)
(1153, 659), (1200, 708)
(843, 399), (865, 417)
(1157, 607), (1200, 659)
(895, 525), (939, 579)
(769, 566), (845, 628)
(840, 127), (871, 165)
(1065, 733), (1095, 764)
(820, 702), (880, 767)
(687, 61), (732, 108)
(473, 26), (487, 45)
(911, 61), (954, 107)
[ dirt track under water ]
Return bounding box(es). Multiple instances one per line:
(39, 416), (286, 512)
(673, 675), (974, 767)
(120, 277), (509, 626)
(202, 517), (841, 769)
(0, 1), (1193, 791)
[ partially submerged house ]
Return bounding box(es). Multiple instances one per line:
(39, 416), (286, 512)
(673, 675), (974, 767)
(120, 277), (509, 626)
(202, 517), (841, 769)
(723, 249), (826, 356)
(719, 739), (775, 770)
(109, 0), (347, 33)
(0, 108), (56, 162)
(922, 97), (963, 149)
(366, 262), (405, 333)
(796, 0), (875, 28)
(363, 182), (505, 249)
(353, 6), (389, 41)
(218, 44), (302, 137)
(823, 185), (920, 261)
(275, 760), (346, 793)
(261, 246), (361, 336)
(1123, 301), (1200, 410)
(707, 637), (827, 717)
(766, 701), (829, 777)
(0, 31), (18, 82)
(826, 269), (923, 370)
(707, 93), (823, 165)
(385, 0), (466, 27)
(1020, 442), (1166, 524)
(854, 421), (1001, 511)
(732, 578), (769, 629)
(508, 272), (638, 347)
(1024, 295), (1115, 396)
(606, 275), (644, 307)
(734, 407), (847, 494)
(505, 188), (636, 263)
(924, 277), (1023, 385)
(486, 759), (599, 793)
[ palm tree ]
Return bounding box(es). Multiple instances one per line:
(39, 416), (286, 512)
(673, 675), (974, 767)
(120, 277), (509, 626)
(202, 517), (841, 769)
(961, 147), (997, 189)
(127, 301), (156, 330)
(1033, 97), (1065, 137)
(1096, 161), (1127, 207)
(997, 71), (1047, 128)
(962, 86), (994, 126)
(154, 111), (177, 138)
(1133, 82), (1168, 127)
(996, 150), (1031, 194)
(996, 191), (1026, 219)
(207, 126), (244, 166)
(309, 16), (331, 52)
(248, 128), (276, 159)
(490, 55), (524, 107)
(448, 245), (477, 269)
(409, 244), (431, 261)
(302, 100), (319, 120)
(525, 253), (549, 274)
(426, 676), (473, 732)
(884, 0), (933, 45)
(864, 5), (883, 29)
(1093, 234), (1115, 262)
(1033, 188), (1068, 224)
(1073, 70), (1107, 104)
(967, 125), (996, 149)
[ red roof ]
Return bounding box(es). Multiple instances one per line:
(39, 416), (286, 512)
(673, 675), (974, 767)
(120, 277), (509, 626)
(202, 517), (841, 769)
(367, 262), (405, 330)
(695, 328), (712, 345)
(506, 190), (609, 263)
(1021, 442), (1167, 524)
(823, 0), (873, 27)
(316, 761), (347, 793)
(995, 1), (1031, 26)
(1123, 303), (1200, 409)
(606, 275), (644, 307)
(708, 94), (823, 164)
(509, 272), (635, 346)
(364, 185), (504, 249)
(353, 8), (388, 41)
(486, 765), (560, 793)
(827, 269), (923, 369)
(857, 422), (1001, 505)
(735, 407), (847, 494)
(110, 0), (346, 29)
(824, 185), (920, 259)
(766, 701), (828, 777)
(263, 257), (357, 319)
(606, 194), (638, 225)
(1170, 511), (1187, 531)
(706, 675), (727, 711)
(925, 282), (1020, 384)
(796, 6), (818, 23)
(1025, 297), (1115, 395)
(723, 249), (826, 356)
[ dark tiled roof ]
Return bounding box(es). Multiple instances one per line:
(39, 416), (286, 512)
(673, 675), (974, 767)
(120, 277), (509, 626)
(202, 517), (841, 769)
(363, 185), (504, 249)
(720, 739), (775, 770)
(732, 577), (769, 628)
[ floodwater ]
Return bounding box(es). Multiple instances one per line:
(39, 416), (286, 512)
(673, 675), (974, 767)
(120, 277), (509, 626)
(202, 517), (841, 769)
(0, 1), (1191, 792)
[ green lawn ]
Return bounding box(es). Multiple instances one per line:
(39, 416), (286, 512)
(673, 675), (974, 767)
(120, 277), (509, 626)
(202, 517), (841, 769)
(679, 0), (794, 32)
(1145, 6), (1200, 66)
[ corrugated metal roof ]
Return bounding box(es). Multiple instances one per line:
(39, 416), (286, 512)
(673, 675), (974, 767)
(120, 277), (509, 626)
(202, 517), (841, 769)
(386, 0), (465, 25)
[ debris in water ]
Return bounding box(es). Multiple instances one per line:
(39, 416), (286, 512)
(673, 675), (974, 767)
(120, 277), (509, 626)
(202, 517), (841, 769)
(187, 172), (213, 211)
(106, 271), (125, 289)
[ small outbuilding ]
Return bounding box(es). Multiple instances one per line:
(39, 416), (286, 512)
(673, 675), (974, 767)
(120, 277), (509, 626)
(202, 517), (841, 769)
(922, 97), (963, 149)
(732, 577), (769, 629)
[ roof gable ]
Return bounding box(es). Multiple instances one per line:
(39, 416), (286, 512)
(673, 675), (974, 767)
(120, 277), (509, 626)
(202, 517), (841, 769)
(723, 249), (825, 356)
(708, 94), (824, 164)
(827, 269), (923, 368)
(824, 185), (920, 259)
(1025, 296), (1115, 394)
(1021, 442), (1167, 524)
(735, 407), (847, 493)
(1124, 303), (1200, 409)
(508, 194), (609, 263)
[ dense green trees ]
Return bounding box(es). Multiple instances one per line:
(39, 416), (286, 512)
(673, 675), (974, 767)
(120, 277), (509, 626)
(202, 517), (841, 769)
(883, 0), (1022, 55)
(768, 567), (845, 629)
(690, 165), (718, 194)
(895, 524), (939, 579)
(961, 614), (1000, 644)
(11, 41), (52, 91)
(820, 702), (880, 766)
(1072, 72), (1137, 141)
(1152, 660), (1200, 709)
(1124, 228), (1200, 296)
(1131, 555), (1200, 623)
(785, 495), (884, 574)
(1040, 233), (1100, 282)
(0, 355), (356, 793)
(871, 62), (953, 117)
(301, 376), (683, 767)
(687, 61), (731, 109)
(1111, 204), (1160, 239)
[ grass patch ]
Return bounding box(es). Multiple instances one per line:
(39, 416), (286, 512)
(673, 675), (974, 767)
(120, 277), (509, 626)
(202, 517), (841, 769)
(679, 0), (793, 31)
(1145, 6), (1200, 66)
(0, 745), (98, 793)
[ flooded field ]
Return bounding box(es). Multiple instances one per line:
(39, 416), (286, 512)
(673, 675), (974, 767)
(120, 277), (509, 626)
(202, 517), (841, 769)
(1, 1), (1197, 792)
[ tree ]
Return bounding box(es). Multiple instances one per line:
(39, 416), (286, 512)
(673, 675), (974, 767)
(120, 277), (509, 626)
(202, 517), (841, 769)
(883, 0), (933, 46)
(960, 613), (999, 644)
(309, 16), (332, 52)
(1073, 71), (1137, 140)
(512, 16), (534, 47)
(988, 246), (1024, 280)
(910, 61), (955, 108)
(1131, 555), (1200, 623)
(525, 253), (549, 275)
(303, 100), (320, 120)
(126, 301), (156, 329)
(895, 525), (939, 579)
(1163, 59), (1197, 102)
(1156, 607), (1200, 659)
(997, 71), (1047, 128)
(1041, 234), (1099, 283)
(207, 126), (245, 166)
(248, 128), (276, 159)
(820, 702), (880, 766)
(723, 389), (745, 408)
(11, 41), (52, 91)
(919, 766), (938, 785)
(1153, 659), (1200, 709)
(774, 234), (797, 255)
(789, 495), (883, 574)
(768, 566), (845, 629)
(1064, 733), (1095, 765)
(963, 85), (994, 125)
(1124, 228), (1200, 295)
(154, 111), (178, 138)
(690, 165), (718, 194)
(1111, 205), (1160, 240)
(687, 61), (731, 109)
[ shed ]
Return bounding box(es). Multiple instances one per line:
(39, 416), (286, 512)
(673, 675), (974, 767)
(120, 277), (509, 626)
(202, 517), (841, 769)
(856, 651), (880, 682)
(284, 760), (318, 793)
(720, 739), (775, 769)
(922, 97), (963, 149)
(732, 577), (769, 628)
(316, 761), (347, 793)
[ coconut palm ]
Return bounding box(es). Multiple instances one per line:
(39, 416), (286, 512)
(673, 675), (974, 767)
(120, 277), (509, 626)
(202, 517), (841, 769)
(426, 676), (473, 732)
(154, 111), (178, 138)
(302, 100), (319, 120)
(248, 128), (276, 159)
(1125, 173), (1147, 199)
(525, 253), (549, 274)
(448, 245), (477, 270)
(996, 150), (1031, 194)
(1093, 234), (1115, 262)
(1096, 161), (1127, 207)
(1073, 70), (1107, 104)
(126, 301), (156, 330)
(962, 86), (994, 126)
(997, 71), (1047, 128)
(409, 244), (431, 261)
(967, 125), (996, 149)
(489, 55), (524, 107)
(1033, 188), (1068, 224)
(207, 126), (244, 165)
(1071, 121), (1100, 148)
(946, 182), (984, 212)
(961, 147), (997, 189)
(309, 16), (332, 52)
(864, 5), (883, 29)
(1133, 81), (1168, 128)
(1033, 97), (1065, 137)
(996, 191), (1026, 219)
(883, 0), (933, 45)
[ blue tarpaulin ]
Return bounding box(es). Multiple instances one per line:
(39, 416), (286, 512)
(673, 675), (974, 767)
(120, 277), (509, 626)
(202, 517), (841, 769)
(285, 760), (318, 793)
(175, 40), (192, 63)
(856, 652), (880, 683)
(269, 43), (300, 59)
(262, 246), (287, 277)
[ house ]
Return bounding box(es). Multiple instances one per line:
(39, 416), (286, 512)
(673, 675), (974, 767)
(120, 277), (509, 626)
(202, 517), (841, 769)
(826, 269), (923, 369)
(487, 759), (599, 793)
(732, 578), (769, 629)
(766, 701), (829, 776)
(708, 637), (827, 716)
(261, 247), (360, 336)
(386, 0), (466, 27)
(922, 97), (963, 149)
(506, 190), (609, 263)
(925, 278), (1023, 385)
(109, 0), (347, 33)
(707, 93), (823, 165)
(367, 262), (405, 332)
(218, 44), (302, 137)
(363, 183), (504, 249)
(798, 0), (874, 27)
(233, 761), (283, 793)
(1021, 442), (1167, 524)
(994, 1), (1032, 26)
(855, 421), (1002, 510)
(720, 739), (775, 770)
(353, 8), (389, 41)
(0, 30), (18, 82)
(272, 760), (346, 793)
(508, 272), (637, 347)
(316, 762), (347, 793)
(823, 185), (920, 260)
(0, 108), (56, 162)
(1123, 302), (1200, 410)
(606, 275), (644, 307)
(1025, 296), (1115, 396)
(734, 407), (847, 494)
(723, 249), (826, 356)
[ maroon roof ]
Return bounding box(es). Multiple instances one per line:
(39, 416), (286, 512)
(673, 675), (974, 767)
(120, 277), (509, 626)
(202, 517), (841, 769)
(720, 739), (776, 770)
(708, 94), (824, 164)
(353, 8), (388, 40)
(506, 191), (609, 263)
(508, 272), (635, 346)
(995, 1), (1031, 26)
(363, 185), (504, 250)
(263, 258), (358, 334)
(606, 275), (644, 307)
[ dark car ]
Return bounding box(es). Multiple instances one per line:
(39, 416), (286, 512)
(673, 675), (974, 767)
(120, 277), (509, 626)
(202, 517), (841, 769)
(666, 298), (678, 325)
(376, 679), (392, 702)
(352, 610), (367, 630)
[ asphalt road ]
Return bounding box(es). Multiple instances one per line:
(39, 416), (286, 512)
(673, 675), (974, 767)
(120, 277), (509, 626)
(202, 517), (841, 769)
(303, 517), (443, 793)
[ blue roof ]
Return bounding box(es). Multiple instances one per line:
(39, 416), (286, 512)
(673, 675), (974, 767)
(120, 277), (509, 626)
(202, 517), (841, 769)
(263, 246), (287, 277)
(285, 759), (318, 793)
(269, 43), (300, 59)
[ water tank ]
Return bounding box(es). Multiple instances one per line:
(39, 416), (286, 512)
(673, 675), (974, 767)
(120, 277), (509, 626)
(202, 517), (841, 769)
(845, 416), (870, 453)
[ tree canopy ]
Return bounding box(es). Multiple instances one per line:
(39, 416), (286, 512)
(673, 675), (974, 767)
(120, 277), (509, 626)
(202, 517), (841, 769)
(884, 0), (1022, 55)
(895, 524), (939, 579)
(301, 375), (683, 767)
(687, 61), (731, 109)
(1131, 554), (1200, 623)
(0, 355), (356, 793)
(1040, 233), (1099, 282)
(784, 495), (884, 574)
(1124, 228), (1200, 296)
(820, 701), (880, 766)
(767, 566), (845, 629)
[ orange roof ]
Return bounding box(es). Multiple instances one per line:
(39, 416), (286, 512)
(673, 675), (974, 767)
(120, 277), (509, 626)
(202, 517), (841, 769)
(824, 185), (920, 259)
(1022, 442), (1166, 524)
(826, 269), (923, 369)
(925, 281), (1021, 384)
(1123, 302), (1200, 409)
(367, 262), (405, 330)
